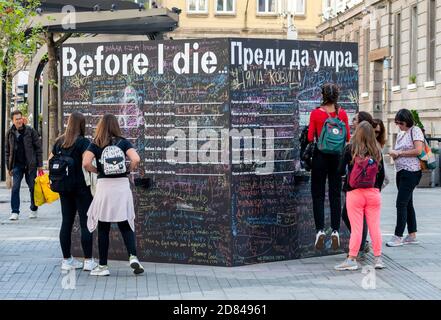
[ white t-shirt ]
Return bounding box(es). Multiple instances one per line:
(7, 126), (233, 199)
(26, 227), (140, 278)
(394, 126), (424, 172)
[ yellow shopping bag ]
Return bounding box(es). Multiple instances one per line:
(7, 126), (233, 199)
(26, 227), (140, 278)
(34, 173), (59, 205)
(34, 175), (46, 206)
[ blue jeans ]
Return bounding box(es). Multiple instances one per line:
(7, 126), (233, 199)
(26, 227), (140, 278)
(11, 166), (38, 214)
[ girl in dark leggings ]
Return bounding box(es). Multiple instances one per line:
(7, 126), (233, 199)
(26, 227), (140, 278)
(308, 83), (351, 250)
(83, 114), (143, 276)
(50, 112), (97, 272)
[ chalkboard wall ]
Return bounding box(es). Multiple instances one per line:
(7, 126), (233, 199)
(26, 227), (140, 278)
(63, 38), (358, 266)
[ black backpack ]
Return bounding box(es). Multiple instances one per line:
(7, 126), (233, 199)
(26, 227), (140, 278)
(49, 143), (76, 193)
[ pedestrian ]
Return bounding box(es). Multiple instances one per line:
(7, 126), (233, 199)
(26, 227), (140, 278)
(5, 110), (43, 220)
(373, 118), (386, 149)
(387, 109), (424, 247)
(49, 112), (97, 272)
(335, 121), (385, 271)
(308, 83), (351, 250)
(83, 114), (144, 276)
(341, 111), (374, 260)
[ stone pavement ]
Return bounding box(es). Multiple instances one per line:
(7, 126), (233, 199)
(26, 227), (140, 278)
(1, 169), (441, 300)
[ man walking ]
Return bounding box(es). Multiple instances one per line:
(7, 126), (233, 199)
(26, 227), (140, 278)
(5, 110), (43, 220)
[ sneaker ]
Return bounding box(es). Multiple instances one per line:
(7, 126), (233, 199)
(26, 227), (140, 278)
(331, 231), (340, 250)
(403, 235), (420, 245)
(335, 258), (359, 271)
(386, 235), (403, 247)
(9, 213), (19, 221)
(29, 211), (38, 219)
(90, 265), (110, 276)
(61, 257), (84, 271)
(129, 255), (144, 275)
(315, 230), (326, 250)
(83, 258), (98, 271)
(374, 256), (385, 269)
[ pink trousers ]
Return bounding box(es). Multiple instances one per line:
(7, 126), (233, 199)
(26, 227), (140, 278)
(346, 188), (382, 257)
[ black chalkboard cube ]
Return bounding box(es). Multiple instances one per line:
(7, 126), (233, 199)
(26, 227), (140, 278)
(64, 38), (358, 266)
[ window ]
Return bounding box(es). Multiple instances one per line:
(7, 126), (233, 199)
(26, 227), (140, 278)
(410, 6), (418, 79)
(295, 0), (306, 15)
(376, 18), (381, 49)
(287, 0), (306, 15)
(257, 0), (276, 14)
(363, 28), (370, 92)
(393, 13), (401, 86)
(188, 0), (208, 13)
(427, 0), (436, 82)
(216, 0), (235, 13)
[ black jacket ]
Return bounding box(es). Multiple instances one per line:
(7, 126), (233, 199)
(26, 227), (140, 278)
(338, 144), (385, 192)
(5, 125), (43, 172)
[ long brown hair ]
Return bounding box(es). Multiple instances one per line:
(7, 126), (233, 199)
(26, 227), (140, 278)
(351, 121), (381, 164)
(93, 114), (123, 148)
(57, 112), (86, 148)
(373, 118), (386, 148)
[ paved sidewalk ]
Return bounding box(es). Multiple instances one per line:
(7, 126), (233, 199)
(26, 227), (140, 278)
(1, 170), (441, 300)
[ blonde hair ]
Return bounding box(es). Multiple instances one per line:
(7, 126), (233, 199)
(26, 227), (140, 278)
(351, 121), (381, 164)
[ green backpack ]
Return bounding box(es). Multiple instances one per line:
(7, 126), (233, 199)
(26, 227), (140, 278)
(317, 108), (347, 155)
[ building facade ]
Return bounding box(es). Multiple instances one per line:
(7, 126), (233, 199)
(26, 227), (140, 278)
(318, 0), (441, 149)
(146, 0), (322, 39)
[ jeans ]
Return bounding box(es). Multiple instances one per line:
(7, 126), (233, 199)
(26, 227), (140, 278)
(311, 150), (342, 232)
(395, 170), (422, 237)
(11, 166), (37, 214)
(59, 188), (93, 259)
(98, 221), (137, 266)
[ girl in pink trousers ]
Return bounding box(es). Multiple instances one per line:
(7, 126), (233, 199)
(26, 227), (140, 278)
(335, 121), (386, 271)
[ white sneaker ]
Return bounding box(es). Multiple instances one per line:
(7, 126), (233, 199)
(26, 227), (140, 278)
(403, 235), (420, 245)
(90, 265), (110, 276)
(386, 235), (403, 247)
(61, 257), (84, 271)
(335, 258), (359, 271)
(29, 211), (38, 219)
(374, 256), (385, 270)
(9, 213), (19, 221)
(331, 231), (340, 250)
(129, 255), (144, 275)
(83, 258), (98, 271)
(315, 230), (326, 250)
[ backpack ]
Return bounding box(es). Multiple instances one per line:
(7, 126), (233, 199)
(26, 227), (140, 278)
(49, 143), (76, 193)
(317, 108), (347, 155)
(349, 156), (379, 189)
(100, 139), (127, 176)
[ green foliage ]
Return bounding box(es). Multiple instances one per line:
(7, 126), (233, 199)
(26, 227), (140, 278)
(411, 109), (424, 130)
(16, 102), (28, 117)
(0, 0), (43, 76)
(409, 74), (417, 84)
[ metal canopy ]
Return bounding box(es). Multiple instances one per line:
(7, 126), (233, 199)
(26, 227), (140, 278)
(30, 2), (179, 36)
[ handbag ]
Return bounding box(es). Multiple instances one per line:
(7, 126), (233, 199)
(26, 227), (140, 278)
(301, 142), (316, 171)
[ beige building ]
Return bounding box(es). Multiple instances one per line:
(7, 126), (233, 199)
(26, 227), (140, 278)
(145, 0), (322, 39)
(318, 0), (441, 149)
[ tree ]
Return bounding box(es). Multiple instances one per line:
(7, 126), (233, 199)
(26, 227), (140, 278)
(45, 31), (71, 149)
(0, 0), (42, 122)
